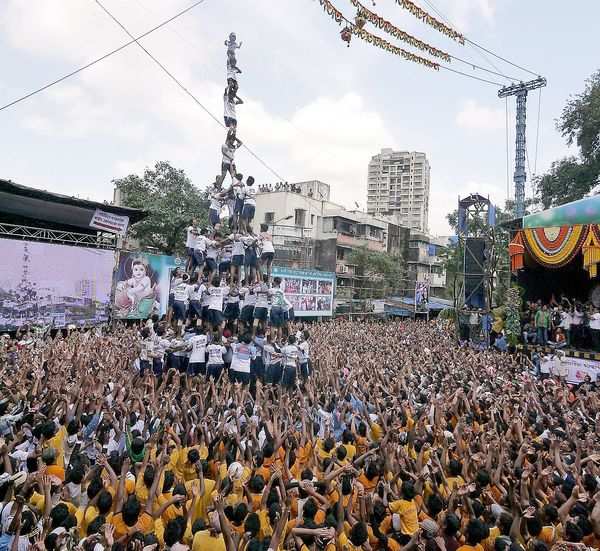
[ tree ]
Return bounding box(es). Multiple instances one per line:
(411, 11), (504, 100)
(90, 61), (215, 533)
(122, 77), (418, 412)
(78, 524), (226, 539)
(114, 161), (208, 255)
(534, 70), (600, 208)
(504, 286), (522, 347)
(347, 247), (403, 300)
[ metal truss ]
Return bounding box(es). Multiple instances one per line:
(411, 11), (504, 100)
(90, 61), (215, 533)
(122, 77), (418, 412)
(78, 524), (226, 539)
(0, 222), (116, 250)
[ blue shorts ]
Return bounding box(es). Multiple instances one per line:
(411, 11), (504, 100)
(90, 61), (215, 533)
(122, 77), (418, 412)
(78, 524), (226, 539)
(173, 300), (187, 321)
(288, 309), (295, 322)
(244, 249), (257, 268)
(201, 305), (209, 320)
(188, 362), (206, 376)
(265, 362), (282, 384)
(189, 300), (203, 319)
(240, 305), (254, 323)
(224, 116), (237, 127)
(234, 198), (244, 214)
(139, 359), (151, 376)
(207, 364), (223, 380)
(270, 306), (285, 327)
(242, 204), (255, 221)
(224, 302), (240, 320)
(205, 258), (217, 272)
(281, 366), (296, 388)
(192, 250), (204, 269)
(261, 252), (274, 264)
(207, 309), (224, 327)
(219, 261), (231, 273)
(209, 209), (220, 226)
(186, 247), (194, 257)
(232, 254), (244, 267)
(254, 306), (268, 322)
(230, 370), (250, 384)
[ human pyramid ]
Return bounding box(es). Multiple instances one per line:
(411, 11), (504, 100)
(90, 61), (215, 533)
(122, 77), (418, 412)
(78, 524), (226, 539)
(156, 35), (305, 386)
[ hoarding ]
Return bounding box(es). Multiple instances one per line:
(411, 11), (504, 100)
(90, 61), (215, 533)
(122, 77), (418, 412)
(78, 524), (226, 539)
(561, 356), (600, 385)
(0, 238), (114, 330)
(272, 267), (335, 317)
(113, 251), (185, 319)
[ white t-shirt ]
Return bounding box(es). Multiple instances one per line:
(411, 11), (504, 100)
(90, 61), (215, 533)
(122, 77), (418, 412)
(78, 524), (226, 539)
(281, 344), (299, 368)
(190, 283), (206, 303)
(590, 313), (600, 330)
(540, 356), (553, 374)
(189, 334), (208, 363)
(194, 235), (207, 253)
(244, 186), (256, 206)
(572, 310), (584, 326)
(230, 342), (255, 373)
(209, 192), (222, 211)
(231, 234), (244, 256)
(223, 93), (236, 120)
(173, 282), (192, 303)
(186, 226), (197, 248)
(299, 340), (309, 362)
(222, 144), (235, 165)
(560, 311), (572, 329)
(254, 283), (270, 309)
(206, 343), (226, 365)
(207, 286), (229, 311)
(260, 232), (275, 254)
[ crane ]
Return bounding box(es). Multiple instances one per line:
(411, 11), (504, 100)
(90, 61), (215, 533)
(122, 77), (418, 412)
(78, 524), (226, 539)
(498, 77), (547, 218)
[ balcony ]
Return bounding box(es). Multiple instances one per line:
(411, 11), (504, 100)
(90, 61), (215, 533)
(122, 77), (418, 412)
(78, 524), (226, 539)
(336, 232), (386, 252)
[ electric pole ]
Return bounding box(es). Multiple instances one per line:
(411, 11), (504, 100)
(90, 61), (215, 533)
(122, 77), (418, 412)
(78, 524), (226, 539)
(498, 77), (547, 218)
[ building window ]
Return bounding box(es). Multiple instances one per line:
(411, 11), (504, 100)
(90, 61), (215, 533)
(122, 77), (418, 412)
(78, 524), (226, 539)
(294, 208), (306, 227)
(264, 212), (274, 224)
(311, 214), (315, 225)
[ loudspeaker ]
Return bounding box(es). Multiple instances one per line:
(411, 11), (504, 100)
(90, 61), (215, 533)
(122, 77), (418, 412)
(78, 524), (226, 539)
(464, 237), (486, 309)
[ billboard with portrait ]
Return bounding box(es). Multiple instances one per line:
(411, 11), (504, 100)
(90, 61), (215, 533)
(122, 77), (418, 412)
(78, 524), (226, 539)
(272, 267), (335, 317)
(113, 251), (185, 319)
(0, 238), (114, 330)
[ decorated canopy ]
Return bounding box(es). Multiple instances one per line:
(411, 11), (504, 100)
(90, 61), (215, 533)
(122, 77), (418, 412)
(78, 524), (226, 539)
(509, 195), (600, 278)
(523, 195), (600, 229)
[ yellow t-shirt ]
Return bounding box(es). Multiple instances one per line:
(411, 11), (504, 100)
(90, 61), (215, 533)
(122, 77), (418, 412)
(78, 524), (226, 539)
(338, 532), (361, 550)
(45, 426), (67, 468)
(389, 499), (418, 535)
(185, 478), (216, 522)
(343, 443), (357, 461)
(191, 530), (226, 551)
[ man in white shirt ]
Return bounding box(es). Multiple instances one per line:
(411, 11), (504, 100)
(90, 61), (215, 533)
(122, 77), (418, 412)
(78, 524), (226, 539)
(172, 274), (192, 326)
(590, 307), (600, 351)
(259, 223), (275, 280)
(229, 333), (256, 385)
(185, 219), (198, 272)
(206, 276), (229, 331)
(187, 326), (209, 376)
(240, 176), (256, 233)
(280, 333), (300, 390)
(209, 182), (224, 228)
(223, 85), (243, 130)
(219, 132), (242, 186)
(206, 332), (227, 380)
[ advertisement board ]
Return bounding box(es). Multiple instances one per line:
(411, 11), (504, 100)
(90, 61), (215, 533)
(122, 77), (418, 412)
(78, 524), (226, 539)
(562, 356), (600, 385)
(0, 238), (114, 330)
(272, 267), (335, 317)
(113, 251), (186, 319)
(415, 281), (430, 314)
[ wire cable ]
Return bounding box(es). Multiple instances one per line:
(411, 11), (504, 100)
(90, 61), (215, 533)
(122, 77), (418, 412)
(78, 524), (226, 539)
(421, 0), (541, 79)
(0, 0), (207, 113)
(93, 0), (286, 182)
(438, 65), (504, 86)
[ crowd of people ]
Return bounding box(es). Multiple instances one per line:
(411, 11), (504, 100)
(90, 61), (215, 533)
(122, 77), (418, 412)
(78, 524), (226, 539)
(1, 318), (600, 551)
(521, 298), (600, 351)
(257, 184), (302, 194)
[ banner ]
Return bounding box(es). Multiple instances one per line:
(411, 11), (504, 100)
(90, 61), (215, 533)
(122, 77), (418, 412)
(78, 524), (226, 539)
(90, 209), (129, 236)
(561, 356), (600, 385)
(415, 281), (430, 314)
(113, 251), (185, 319)
(0, 238), (114, 330)
(272, 267), (335, 317)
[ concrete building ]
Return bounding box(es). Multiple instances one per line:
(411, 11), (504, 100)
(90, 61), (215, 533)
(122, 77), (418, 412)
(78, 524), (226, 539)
(407, 232), (451, 297)
(254, 182), (410, 293)
(366, 149), (431, 232)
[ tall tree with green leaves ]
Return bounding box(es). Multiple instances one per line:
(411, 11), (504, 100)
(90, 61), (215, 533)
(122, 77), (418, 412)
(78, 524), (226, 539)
(347, 247), (403, 299)
(535, 70), (600, 208)
(114, 161), (208, 255)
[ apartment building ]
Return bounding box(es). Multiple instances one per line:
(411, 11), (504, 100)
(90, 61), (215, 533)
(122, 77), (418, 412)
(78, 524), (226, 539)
(366, 149), (430, 232)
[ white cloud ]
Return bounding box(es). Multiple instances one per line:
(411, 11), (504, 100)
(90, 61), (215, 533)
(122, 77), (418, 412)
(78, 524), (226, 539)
(456, 100), (505, 131)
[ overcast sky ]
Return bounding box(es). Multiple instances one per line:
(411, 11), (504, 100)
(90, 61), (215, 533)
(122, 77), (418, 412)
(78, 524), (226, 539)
(1, 0), (598, 234)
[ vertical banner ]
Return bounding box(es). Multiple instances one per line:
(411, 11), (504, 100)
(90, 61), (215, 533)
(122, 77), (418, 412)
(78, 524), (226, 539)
(415, 281), (430, 314)
(113, 252), (185, 319)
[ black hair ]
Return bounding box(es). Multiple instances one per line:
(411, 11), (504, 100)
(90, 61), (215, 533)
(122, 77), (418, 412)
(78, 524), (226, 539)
(122, 496), (141, 526)
(465, 519), (487, 545)
(350, 522), (368, 545)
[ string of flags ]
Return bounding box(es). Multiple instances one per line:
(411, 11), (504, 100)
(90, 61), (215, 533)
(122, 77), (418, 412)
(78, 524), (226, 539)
(317, 0), (440, 70)
(394, 0), (465, 44)
(348, 0), (452, 62)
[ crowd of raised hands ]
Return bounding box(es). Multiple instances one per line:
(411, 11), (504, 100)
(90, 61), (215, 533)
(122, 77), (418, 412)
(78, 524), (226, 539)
(0, 319), (599, 551)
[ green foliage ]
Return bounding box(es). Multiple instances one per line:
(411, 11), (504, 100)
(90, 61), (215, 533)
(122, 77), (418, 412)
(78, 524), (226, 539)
(114, 161), (208, 255)
(504, 286), (522, 347)
(347, 247), (403, 298)
(534, 157), (598, 209)
(534, 70), (600, 208)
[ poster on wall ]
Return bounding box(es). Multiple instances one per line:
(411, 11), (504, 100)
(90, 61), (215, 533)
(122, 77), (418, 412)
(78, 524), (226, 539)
(272, 267), (335, 317)
(415, 281), (430, 314)
(113, 251), (185, 319)
(0, 238), (114, 330)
